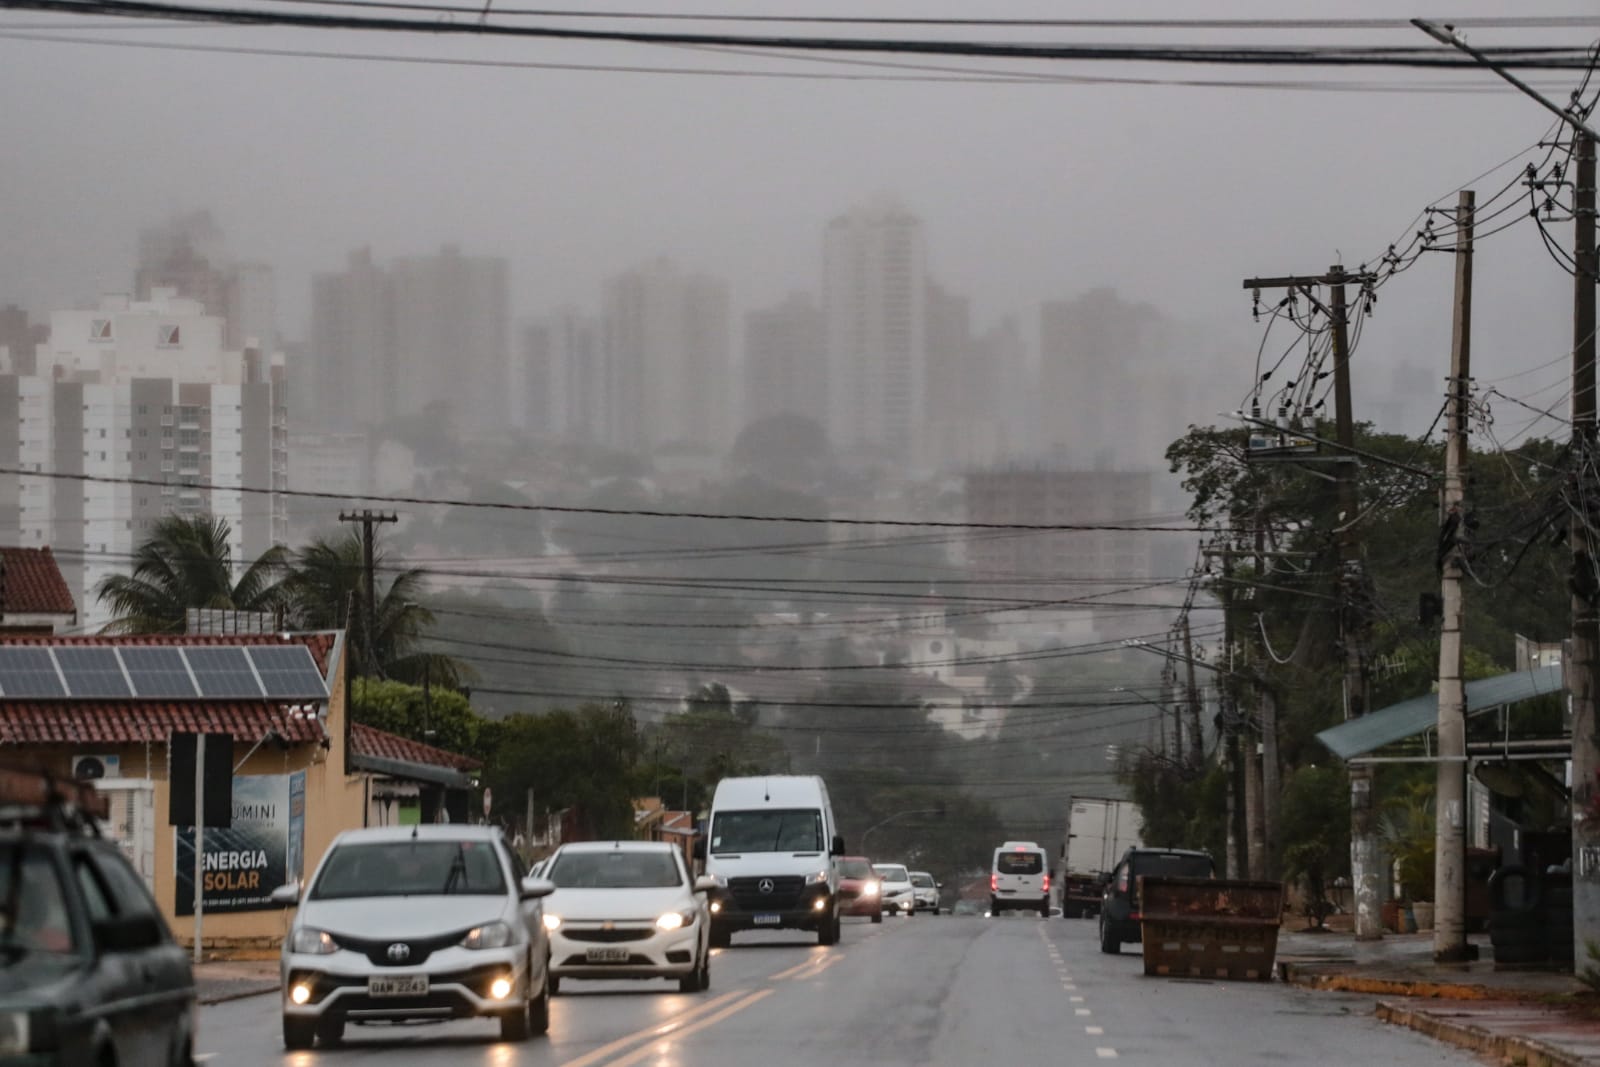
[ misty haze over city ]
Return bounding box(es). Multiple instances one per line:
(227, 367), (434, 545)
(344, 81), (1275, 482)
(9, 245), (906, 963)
(0, 1), (1595, 834)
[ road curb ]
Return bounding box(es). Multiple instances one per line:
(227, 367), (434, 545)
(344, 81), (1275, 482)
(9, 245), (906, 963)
(197, 981), (280, 1006)
(1277, 960), (1537, 1001)
(1375, 1000), (1588, 1067)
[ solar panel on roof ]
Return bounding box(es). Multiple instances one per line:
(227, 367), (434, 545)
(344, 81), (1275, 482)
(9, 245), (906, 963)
(119, 647), (198, 698)
(54, 646), (133, 698)
(245, 646), (327, 699)
(0, 647), (67, 698)
(184, 647), (264, 698)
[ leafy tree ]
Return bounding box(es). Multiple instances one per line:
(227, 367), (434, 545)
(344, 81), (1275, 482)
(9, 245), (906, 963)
(480, 703), (644, 839)
(284, 531), (468, 687)
(351, 677), (481, 756)
(96, 514), (288, 633)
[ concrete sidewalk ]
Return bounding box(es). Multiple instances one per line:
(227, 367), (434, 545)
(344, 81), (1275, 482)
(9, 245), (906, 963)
(194, 958), (280, 1006)
(1275, 927), (1598, 1066)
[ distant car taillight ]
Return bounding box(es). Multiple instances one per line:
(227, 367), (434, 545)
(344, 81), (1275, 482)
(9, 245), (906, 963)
(989, 872), (997, 893)
(1042, 872), (1050, 893)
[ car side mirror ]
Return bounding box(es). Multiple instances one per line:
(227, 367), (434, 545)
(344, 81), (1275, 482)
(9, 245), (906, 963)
(520, 876), (556, 901)
(693, 875), (718, 894)
(93, 914), (163, 954)
(830, 835), (845, 857)
(269, 882), (301, 907)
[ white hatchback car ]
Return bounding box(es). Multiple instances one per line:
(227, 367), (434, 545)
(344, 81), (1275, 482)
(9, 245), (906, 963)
(541, 841), (714, 993)
(872, 863), (917, 916)
(276, 825), (556, 1050)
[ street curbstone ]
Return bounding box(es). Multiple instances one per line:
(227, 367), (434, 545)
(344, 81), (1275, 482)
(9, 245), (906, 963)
(1375, 1000), (1590, 1067)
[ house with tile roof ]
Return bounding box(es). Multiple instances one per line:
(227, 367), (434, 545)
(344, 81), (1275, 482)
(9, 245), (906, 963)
(0, 629), (483, 953)
(0, 546), (77, 633)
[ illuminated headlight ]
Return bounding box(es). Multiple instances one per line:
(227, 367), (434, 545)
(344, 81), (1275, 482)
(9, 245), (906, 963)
(812, 898), (828, 912)
(861, 881), (880, 897)
(490, 976), (513, 1000)
(806, 869), (830, 885)
(289, 928), (337, 955)
(290, 984), (312, 1006)
(0, 1011), (29, 1055)
(542, 913), (562, 932)
(709, 901), (722, 914)
(656, 910), (694, 931)
(462, 921), (514, 950)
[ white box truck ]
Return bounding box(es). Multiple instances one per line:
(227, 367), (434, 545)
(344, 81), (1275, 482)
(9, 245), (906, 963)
(694, 775), (844, 947)
(1059, 795), (1142, 918)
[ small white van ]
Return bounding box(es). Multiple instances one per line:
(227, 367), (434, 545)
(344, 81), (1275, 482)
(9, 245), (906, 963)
(695, 775), (844, 947)
(990, 840), (1051, 917)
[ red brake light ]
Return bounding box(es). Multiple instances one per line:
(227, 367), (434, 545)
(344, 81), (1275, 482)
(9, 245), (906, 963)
(989, 872), (997, 892)
(1014, 846), (1026, 852)
(1042, 873), (1051, 892)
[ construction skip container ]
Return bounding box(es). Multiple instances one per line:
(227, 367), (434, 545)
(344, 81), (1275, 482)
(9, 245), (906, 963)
(1138, 876), (1285, 981)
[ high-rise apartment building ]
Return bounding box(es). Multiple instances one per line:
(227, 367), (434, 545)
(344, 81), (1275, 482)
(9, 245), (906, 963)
(823, 198), (927, 460)
(519, 309), (604, 442)
(743, 292), (826, 429)
(134, 212), (279, 353)
(306, 245), (509, 434)
(0, 291), (287, 628)
(0, 306), (48, 377)
(601, 258), (731, 453)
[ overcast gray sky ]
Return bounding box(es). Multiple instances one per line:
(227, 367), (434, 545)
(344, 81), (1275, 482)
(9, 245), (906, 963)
(1, 0), (1594, 424)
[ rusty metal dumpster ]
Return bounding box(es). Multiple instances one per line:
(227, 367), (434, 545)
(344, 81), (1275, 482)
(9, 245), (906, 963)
(1139, 876), (1285, 981)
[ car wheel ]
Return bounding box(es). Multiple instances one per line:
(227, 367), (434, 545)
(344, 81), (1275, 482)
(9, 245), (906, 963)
(316, 1019), (345, 1046)
(1099, 917), (1120, 955)
(871, 910), (883, 924)
(933, 906), (941, 916)
(710, 925), (732, 949)
(527, 971), (550, 1036)
(282, 1016), (317, 1051)
(819, 910), (840, 945)
(548, 975), (561, 996)
(1038, 902), (1050, 919)
(167, 1029), (194, 1067)
(678, 960), (704, 993)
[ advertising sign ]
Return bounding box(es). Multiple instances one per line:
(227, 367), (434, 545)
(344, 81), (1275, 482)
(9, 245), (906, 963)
(175, 771), (306, 916)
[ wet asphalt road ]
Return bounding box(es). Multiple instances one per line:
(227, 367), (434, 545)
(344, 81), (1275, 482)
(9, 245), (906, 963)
(197, 912), (1473, 1066)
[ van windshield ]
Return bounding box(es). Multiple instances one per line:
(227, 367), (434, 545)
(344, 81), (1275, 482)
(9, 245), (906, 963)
(996, 851), (1043, 875)
(711, 809), (822, 853)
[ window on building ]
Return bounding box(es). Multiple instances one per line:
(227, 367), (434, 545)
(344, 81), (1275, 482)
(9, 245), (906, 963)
(89, 319), (112, 342)
(157, 324), (181, 348)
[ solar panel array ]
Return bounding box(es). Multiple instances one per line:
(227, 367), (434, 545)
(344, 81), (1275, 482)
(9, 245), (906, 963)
(0, 645), (328, 700)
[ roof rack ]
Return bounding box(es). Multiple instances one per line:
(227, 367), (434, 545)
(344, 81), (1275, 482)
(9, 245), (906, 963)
(0, 764), (109, 824)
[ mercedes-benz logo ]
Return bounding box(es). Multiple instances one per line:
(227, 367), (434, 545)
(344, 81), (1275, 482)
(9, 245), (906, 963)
(386, 942), (411, 962)
(758, 878), (775, 894)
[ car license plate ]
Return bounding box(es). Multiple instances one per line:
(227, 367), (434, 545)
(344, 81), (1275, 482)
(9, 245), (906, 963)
(368, 975), (428, 997)
(753, 913), (781, 925)
(585, 947), (629, 963)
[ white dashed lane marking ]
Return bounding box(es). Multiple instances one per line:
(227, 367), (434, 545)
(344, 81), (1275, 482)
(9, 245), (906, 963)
(1086, 1026), (1104, 1035)
(1095, 1050), (1119, 1059)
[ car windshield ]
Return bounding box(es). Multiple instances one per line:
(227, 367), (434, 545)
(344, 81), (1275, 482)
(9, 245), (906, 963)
(837, 859), (872, 879)
(997, 851), (1043, 875)
(873, 864), (909, 882)
(1132, 853), (1214, 879)
(547, 850), (683, 889)
(911, 873), (936, 888)
(310, 840), (506, 899)
(710, 809), (822, 853)
(0, 846), (77, 956)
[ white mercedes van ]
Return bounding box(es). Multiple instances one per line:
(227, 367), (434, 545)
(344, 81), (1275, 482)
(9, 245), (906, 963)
(990, 840), (1051, 917)
(695, 776), (844, 947)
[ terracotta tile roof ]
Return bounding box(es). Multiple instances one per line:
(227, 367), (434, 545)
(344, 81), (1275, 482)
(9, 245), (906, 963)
(0, 632), (338, 674)
(351, 723), (482, 772)
(0, 547), (75, 616)
(0, 702), (326, 745)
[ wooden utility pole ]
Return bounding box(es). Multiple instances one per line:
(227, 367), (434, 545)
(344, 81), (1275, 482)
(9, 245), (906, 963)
(1243, 266), (1378, 936)
(1571, 132), (1599, 968)
(339, 510), (398, 678)
(1434, 190), (1475, 963)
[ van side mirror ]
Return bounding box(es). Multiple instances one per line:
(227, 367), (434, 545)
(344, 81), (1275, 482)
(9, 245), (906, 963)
(830, 835), (845, 857)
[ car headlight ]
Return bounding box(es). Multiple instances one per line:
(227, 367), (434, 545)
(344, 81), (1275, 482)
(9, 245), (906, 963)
(806, 869), (830, 885)
(289, 928), (338, 955)
(0, 1011), (29, 1055)
(861, 881), (880, 897)
(462, 921), (514, 950)
(656, 910), (695, 931)
(542, 913), (562, 932)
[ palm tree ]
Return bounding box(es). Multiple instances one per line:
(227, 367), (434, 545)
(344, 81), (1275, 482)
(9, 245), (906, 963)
(96, 514), (288, 633)
(283, 531), (468, 688)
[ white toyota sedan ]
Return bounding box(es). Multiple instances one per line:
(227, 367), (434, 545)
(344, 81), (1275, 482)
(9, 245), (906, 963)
(540, 841), (714, 993)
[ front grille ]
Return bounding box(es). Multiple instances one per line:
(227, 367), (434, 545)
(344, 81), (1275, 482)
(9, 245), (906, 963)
(291, 964), (507, 1005)
(560, 953), (651, 967)
(331, 927), (471, 968)
(564, 927), (654, 943)
(727, 876), (805, 911)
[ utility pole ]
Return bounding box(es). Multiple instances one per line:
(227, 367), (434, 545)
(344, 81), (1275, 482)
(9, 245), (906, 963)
(1571, 132), (1599, 969)
(339, 510), (398, 678)
(1257, 517), (1281, 880)
(1243, 265), (1378, 936)
(1434, 190), (1475, 963)
(1243, 532), (1266, 881)
(1181, 614), (1203, 771)
(1218, 555), (1242, 880)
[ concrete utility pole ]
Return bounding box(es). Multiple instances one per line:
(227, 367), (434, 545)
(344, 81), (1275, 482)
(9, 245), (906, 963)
(1181, 614), (1204, 771)
(1218, 554), (1242, 880)
(1257, 519), (1281, 879)
(339, 510), (398, 677)
(1242, 266), (1379, 937)
(1571, 132), (1599, 969)
(1434, 190), (1475, 964)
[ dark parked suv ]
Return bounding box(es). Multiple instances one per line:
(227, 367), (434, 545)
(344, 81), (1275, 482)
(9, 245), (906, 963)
(1098, 847), (1214, 954)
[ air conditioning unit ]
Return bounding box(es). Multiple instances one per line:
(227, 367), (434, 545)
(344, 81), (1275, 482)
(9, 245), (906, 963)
(71, 754), (120, 781)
